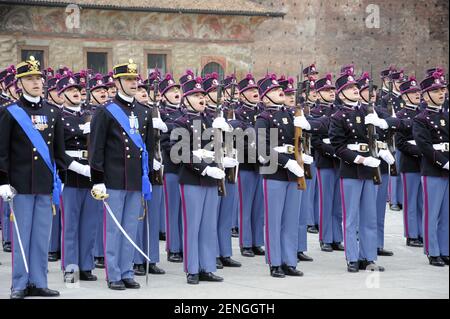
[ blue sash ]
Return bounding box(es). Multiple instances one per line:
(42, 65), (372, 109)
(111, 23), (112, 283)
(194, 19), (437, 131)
(6, 103), (62, 205)
(106, 103), (152, 200)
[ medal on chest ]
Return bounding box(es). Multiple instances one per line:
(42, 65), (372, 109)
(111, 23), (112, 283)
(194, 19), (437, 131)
(31, 115), (48, 131)
(129, 112), (139, 134)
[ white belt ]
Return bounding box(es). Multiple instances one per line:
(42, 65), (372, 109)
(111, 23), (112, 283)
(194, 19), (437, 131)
(376, 141), (388, 150)
(347, 143), (370, 153)
(66, 150), (88, 160)
(407, 140), (416, 145)
(192, 149), (215, 160)
(323, 138), (331, 145)
(433, 143), (449, 152)
(274, 144), (295, 154)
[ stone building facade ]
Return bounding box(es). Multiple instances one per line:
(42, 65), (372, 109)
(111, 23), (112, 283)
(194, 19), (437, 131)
(0, 0), (448, 81)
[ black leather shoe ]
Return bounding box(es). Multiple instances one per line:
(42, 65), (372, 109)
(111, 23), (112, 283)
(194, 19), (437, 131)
(48, 252), (58, 262)
(241, 247), (255, 257)
(108, 280), (126, 290)
(320, 243), (333, 252)
(10, 290), (26, 299)
(95, 257), (105, 269)
(347, 262), (359, 273)
(359, 260), (385, 272)
(231, 227), (239, 238)
(64, 272), (75, 283)
(331, 242), (345, 251)
(220, 257), (242, 267)
(159, 232), (166, 241)
(441, 256), (449, 266)
(307, 226), (319, 234)
(252, 246), (265, 256)
(148, 263), (166, 275)
(270, 266), (285, 278)
(390, 204), (401, 211)
(133, 264), (146, 276)
(187, 273), (199, 285)
(406, 238), (423, 247)
(199, 272), (224, 282)
(168, 252), (183, 263)
(28, 287), (60, 297)
(3, 241), (11, 253)
(80, 271), (97, 281)
(281, 264), (303, 277)
(428, 256), (445, 267)
(377, 248), (394, 256)
(216, 257), (224, 269)
(122, 278), (140, 289)
(297, 252), (314, 262)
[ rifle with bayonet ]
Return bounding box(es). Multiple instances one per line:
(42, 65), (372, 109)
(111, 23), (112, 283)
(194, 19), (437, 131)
(151, 74), (164, 185)
(85, 70), (91, 106)
(386, 80), (398, 177)
(367, 66), (383, 185)
(293, 69), (307, 191)
(215, 82), (227, 197)
(302, 72), (312, 180)
(225, 71), (238, 184)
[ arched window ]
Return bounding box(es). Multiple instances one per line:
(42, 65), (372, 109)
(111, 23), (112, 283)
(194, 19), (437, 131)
(201, 62), (224, 80)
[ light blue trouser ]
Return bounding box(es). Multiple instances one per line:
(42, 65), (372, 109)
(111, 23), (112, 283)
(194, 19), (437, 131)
(11, 195), (52, 290)
(263, 179), (301, 267)
(297, 188), (307, 253)
(163, 173), (183, 253)
(317, 168), (343, 245)
(238, 170), (264, 248)
(48, 204), (61, 253)
(1, 199), (11, 244)
(305, 164), (319, 226)
(94, 204), (104, 258)
(134, 185), (164, 264)
(340, 178), (378, 263)
(389, 153), (403, 205)
(217, 182), (238, 258)
(180, 184), (219, 274)
(401, 172), (423, 239)
(375, 174), (389, 249)
(104, 190), (141, 282)
(61, 187), (101, 271)
(422, 176), (449, 257)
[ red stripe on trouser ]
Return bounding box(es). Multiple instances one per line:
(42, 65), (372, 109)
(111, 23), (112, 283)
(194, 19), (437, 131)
(103, 205), (108, 281)
(163, 176), (170, 252)
(317, 168), (324, 242)
(423, 177), (430, 255)
(263, 179), (271, 265)
(339, 178), (347, 260)
(180, 185), (189, 273)
(238, 175), (244, 247)
(60, 196), (65, 270)
(402, 173), (409, 237)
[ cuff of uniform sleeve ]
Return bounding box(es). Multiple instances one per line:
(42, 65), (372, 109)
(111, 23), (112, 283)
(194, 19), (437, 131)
(91, 169), (104, 184)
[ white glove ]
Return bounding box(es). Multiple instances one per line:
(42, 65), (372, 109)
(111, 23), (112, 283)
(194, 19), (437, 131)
(284, 159), (304, 177)
(68, 161), (91, 178)
(362, 156), (381, 168)
(152, 118), (168, 133)
(378, 149), (395, 165)
(81, 122), (91, 134)
(302, 153), (314, 165)
(92, 183), (107, 196)
(294, 115), (311, 130)
(444, 162), (449, 170)
(212, 117), (232, 132)
(0, 184), (15, 201)
(364, 113), (388, 130)
(153, 159), (163, 171)
(202, 166), (226, 180)
(223, 157), (239, 168)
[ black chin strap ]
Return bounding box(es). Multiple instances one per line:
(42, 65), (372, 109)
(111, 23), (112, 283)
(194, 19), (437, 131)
(185, 96), (199, 113)
(426, 91), (441, 109)
(163, 93), (178, 106)
(265, 94), (278, 106)
(19, 78), (33, 97)
(318, 91), (334, 104)
(63, 92), (78, 106)
(118, 78), (133, 97)
(207, 92), (217, 105)
(342, 91), (358, 103)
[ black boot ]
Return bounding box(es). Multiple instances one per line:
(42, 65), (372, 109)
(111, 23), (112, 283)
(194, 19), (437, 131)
(133, 264), (146, 276)
(159, 232), (166, 241)
(377, 248), (394, 256)
(297, 252), (314, 262)
(320, 242), (333, 252)
(307, 225), (319, 234)
(252, 246), (265, 256)
(347, 262), (359, 273)
(94, 257), (105, 269)
(428, 256), (445, 267)
(281, 264), (303, 277)
(216, 257), (224, 269)
(406, 238), (423, 247)
(28, 285), (60, 297)
(148, 263), (166, 275)
(80, 271), (97, 281)
(331, 242), (345, 251)
(10, 289), (26, 299)
(390, 204), (401, 211)
(3, 241), (11, 253)
(122, 278), (141, 289)
(64, 272), (75, 283)
(240, 247), (255, 257)
(220, 257), (242, 268)
(108, 280), (126, 290)
(187, 273), (199, 285)
(441, 256), (449, 266)
(199, 272), (224, 282)
(167, 252), (183, 263)
(48, 252), (59, 262)
(270, 266), (285, 278)
(359, 260), (385, 272)
(231, 227), (239, 238)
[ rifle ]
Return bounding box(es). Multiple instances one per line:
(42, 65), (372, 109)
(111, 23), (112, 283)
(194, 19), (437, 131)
(386, 80), (398, 176)
(151, 75), (164, 185)
(302, 72), (312, 180)
(225, 71), (238, 183)
(43, 70), (49, 100)
(367, 65), (383, 185)
(85, 70), (91, 106)
(215, 83), (227, 197)
(293, 70), (307, 191)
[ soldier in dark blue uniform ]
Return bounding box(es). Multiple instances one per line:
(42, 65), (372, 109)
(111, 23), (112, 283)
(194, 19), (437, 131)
(413, 73), (449, 267)
(103, 71), (117, 99)
(3, 71), (21, 101)
(1, 66), (14, 106)
(310, 74), (344, 253)
(56, 73), (101, 283)
(172, 77), (228, 285)
(396, 77), (424, 248)
(89, 59), (155, 290)
(0, 56), (66, 299)
(160, 72), (185, 263)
